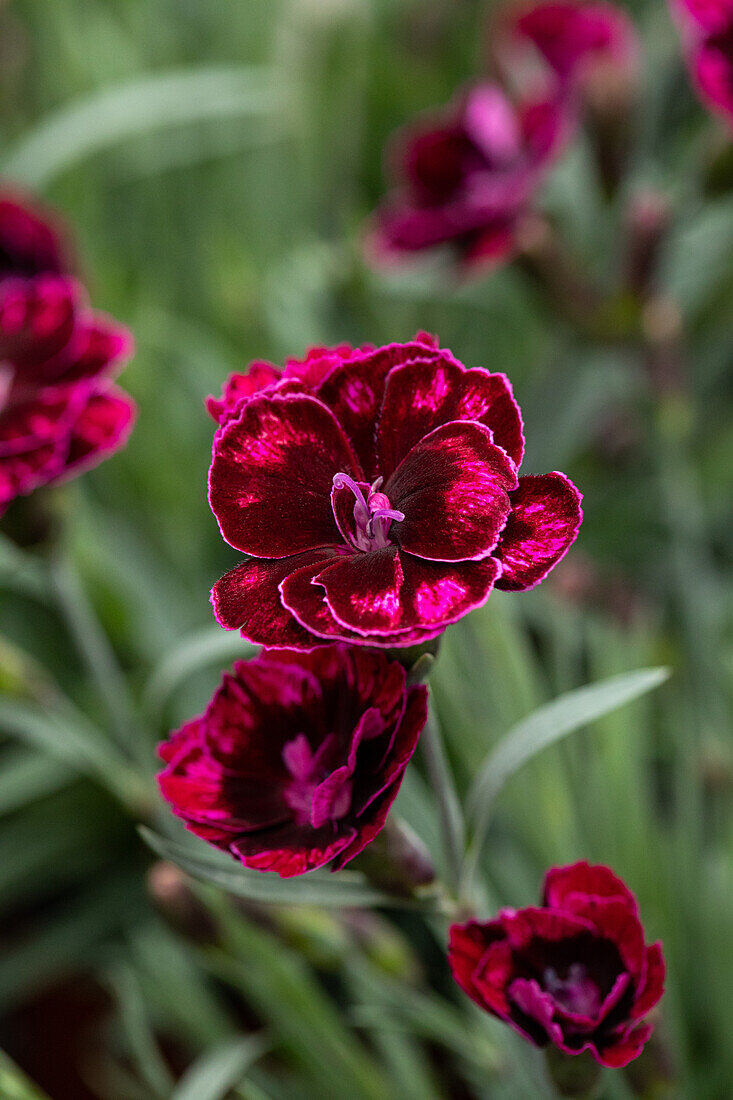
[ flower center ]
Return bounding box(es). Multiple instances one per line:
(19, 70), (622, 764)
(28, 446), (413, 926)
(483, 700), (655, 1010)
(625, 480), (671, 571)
(281, 733), (353, 830)
(543, 963), (602, 1018)
(333, 472), (405, 553)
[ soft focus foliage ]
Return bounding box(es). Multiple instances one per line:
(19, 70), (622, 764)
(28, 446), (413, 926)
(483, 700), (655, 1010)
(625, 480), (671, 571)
(0, 2), (731, 1099)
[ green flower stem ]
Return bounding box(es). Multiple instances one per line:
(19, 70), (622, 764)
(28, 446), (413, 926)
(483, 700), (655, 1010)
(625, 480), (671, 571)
(420, 704), (465, 897)
(48, 550), (140, 759)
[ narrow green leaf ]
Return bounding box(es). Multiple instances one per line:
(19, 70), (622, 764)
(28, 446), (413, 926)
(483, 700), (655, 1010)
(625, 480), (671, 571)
(172, 1035), (269, 1100)
(139, 828), (437, 911)
(462, 668), (670, 891)
(0, 750), (74, 815)
(3, 66), (280, 186)
(106, 963), (175, 1099)
(0, 1051), (51, 1100)
(0, 697), (145, 808)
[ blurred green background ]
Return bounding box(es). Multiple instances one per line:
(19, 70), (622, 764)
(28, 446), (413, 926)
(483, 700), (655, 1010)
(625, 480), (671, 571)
(0, 0), (731, 1097)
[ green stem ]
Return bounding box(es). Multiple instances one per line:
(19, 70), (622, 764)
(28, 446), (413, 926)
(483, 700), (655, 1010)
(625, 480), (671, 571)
(420, 704), (465, 896)
(48, 550), (139, 756)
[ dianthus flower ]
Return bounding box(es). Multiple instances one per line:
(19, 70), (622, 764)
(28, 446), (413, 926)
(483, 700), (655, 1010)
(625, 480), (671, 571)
(494, 1), (639, 92)
(0, 189), (136, 514)
(367, 83), (568, 271)
(207, 334), (582, 649)
(670, 0), (733, 126)
(449, 862), (665, 1068)
(157, 646), (428, 877)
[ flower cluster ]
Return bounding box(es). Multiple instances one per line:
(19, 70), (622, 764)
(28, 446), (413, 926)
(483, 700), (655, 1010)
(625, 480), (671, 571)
(449, 862), (665, 1067)
(207, 334), (582, 649)
(0, 188), (135, 515)
(671, 0), (733, 126)
(151, 6), (670, 1081)
(158, 645), (427, 876)
(368, 1), (639, 272)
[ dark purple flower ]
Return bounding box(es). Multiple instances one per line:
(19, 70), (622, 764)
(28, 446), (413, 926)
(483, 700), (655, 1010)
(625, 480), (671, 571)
(0, 189), (136, 514)
(0, 275), (136, 514)
(367, 83), (569, 271)
(670, 0), (733, 126)
(207, 335), (582, 649)
(157, 646), (428, 878)
(495, 1), (639, 91)
(449, 862), (665, 1068)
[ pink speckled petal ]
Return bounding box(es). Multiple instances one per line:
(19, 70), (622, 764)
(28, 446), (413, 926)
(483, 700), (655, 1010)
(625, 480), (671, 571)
(496, 472), (583, 591)
(210, 551), (338, 649)
(208, 392), (362, 557)
(313, 547), (502, 636)
(386, 421), (517, 561)
(377, 355), (524, 472)
(280, 551), (449, 647)
(314, 338), (441, 479)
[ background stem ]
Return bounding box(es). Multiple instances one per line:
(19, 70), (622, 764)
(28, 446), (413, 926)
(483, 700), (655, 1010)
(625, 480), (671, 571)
(420, 704), (465, 897)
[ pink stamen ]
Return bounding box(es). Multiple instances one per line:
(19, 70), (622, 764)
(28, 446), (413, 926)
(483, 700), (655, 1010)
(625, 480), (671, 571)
(333, 472), (404, 552)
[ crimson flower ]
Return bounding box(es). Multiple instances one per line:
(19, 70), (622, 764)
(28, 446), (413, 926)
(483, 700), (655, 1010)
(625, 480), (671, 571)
(367, 83), (568, 271)
(495, 1), (639, 91)
(449, 862), (665, 1068)
(0, 189), (136, 514)
(670, 0), (733, 126)
(207, 334), (582, 649)
(157, 646), (428, 877)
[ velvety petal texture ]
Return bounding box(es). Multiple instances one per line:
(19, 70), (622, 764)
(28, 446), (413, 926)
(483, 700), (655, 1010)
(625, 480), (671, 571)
(0, 187), (136, 515)
(367, 83), (569, 271)
(208, 337), (581, 648)
(448, 862), (665, 1068)
(157, 646), (428, 877)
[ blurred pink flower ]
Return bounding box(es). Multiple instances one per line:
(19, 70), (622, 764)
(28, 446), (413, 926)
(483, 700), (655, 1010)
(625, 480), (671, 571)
(671, 0), (733, 126)
(0, 188), (136, 514)
(366, 83), (569, 272)
(495, 1), (639, 91)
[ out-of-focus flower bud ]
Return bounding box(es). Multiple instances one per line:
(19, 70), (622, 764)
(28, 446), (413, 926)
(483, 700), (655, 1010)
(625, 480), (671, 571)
(147, 861), (216, 944)
(624, 190), (673, 298)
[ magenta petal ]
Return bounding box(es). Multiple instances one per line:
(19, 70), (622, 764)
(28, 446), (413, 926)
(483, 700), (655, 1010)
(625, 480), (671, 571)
(230, 822), (356, 877)
(0, 389), (86, 511)
(675, 0), (731, 32)
(377, 355), (525, 473)
(543, 861), (639, 914)
(206, 361), (282, 425)
(55, 314), (134, 387)
(693, 38), (733, 121)
(0, 275), (81, 381)
(631, 942), (666, 1019)
(508, 978), (564, 1046)
(208, 392), (362, 557)
(0, 191), (72, 279)
(315, 548), (502, 636)
(280, 553), (447, 647)
(595, 1023), (654, 1069)
(60, 387), (136, 477)
(210, 551), (337, 649)
(496, 472), (583, 591)
(386, 421), (517, 562)
(315, 339), (441, 479)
